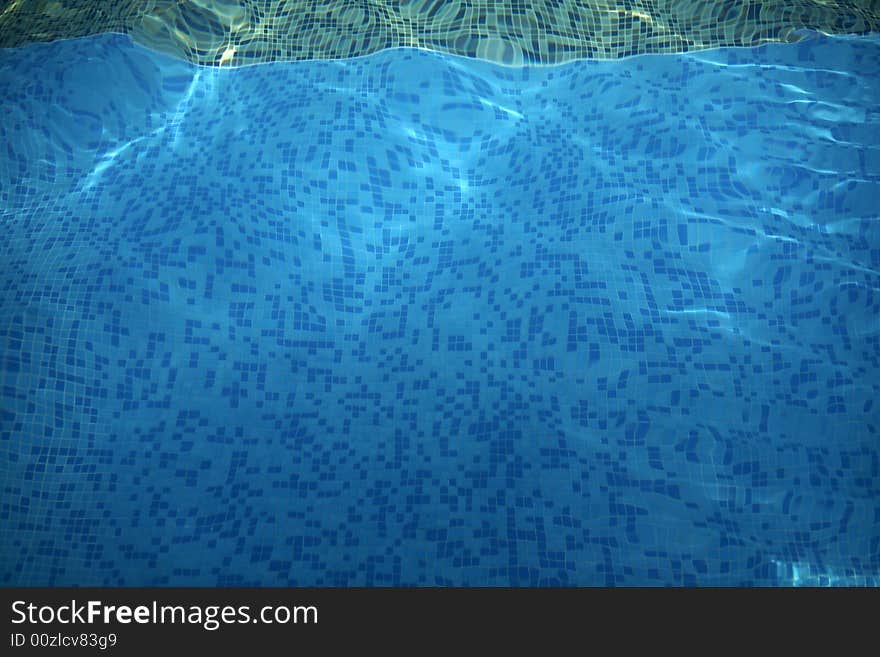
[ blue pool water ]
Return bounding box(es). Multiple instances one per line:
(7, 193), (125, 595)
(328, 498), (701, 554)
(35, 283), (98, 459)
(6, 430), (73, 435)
(1, 32), (878, 586)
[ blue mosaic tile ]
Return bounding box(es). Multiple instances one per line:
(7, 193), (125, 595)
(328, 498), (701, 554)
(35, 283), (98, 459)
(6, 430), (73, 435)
(0, 32), (878, 586)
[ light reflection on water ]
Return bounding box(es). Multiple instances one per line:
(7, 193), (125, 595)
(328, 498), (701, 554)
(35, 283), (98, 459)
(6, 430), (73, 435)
(0, 0), (878, 66)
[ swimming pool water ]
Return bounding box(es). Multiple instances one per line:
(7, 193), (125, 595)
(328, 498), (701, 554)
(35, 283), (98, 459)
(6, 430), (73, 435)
(1, 31), (878, 586)
(2, 0), (880, 65)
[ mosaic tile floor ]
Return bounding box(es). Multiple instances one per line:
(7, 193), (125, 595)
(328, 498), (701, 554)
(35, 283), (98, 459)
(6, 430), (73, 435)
(0, 1), (879, 65)
(1, 30), (878, 585)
